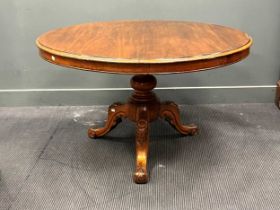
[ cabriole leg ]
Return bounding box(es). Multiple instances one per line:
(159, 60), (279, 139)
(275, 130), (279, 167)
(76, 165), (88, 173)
(133, 106), (150, 184)
(88, 103), (128, 138)
(160, 101), (198, 135)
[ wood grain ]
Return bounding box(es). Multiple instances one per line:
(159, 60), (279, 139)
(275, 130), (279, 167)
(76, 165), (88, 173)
(36, 20), (252, 74)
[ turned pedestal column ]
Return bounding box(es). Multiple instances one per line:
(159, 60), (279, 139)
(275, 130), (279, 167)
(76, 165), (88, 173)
(88, 75), (198, 183)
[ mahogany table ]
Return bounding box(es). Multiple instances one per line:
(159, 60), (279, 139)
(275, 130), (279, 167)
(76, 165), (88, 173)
(36, 20), (252, 184)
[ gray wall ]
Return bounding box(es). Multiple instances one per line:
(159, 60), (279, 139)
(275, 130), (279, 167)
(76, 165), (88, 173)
(0, 0), (279, 106)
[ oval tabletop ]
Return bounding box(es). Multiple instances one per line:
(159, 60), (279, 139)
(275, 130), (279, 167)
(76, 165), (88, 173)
(36, 20), (252, 74)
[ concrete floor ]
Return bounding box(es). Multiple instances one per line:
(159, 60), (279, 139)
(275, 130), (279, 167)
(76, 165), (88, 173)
(0, 104), (280, 210)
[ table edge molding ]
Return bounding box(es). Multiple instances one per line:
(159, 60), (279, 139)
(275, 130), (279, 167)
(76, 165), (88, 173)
(36, 37), (253, 64)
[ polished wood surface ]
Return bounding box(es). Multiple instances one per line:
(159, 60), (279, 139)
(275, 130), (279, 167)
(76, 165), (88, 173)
(37, 20), (252, 74)
(36, 20), (252, 184)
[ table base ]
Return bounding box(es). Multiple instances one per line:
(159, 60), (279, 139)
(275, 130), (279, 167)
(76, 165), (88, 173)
(88, 75), (198, 184)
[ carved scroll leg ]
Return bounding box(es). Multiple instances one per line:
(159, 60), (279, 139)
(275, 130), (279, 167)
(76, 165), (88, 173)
(133, 106), (149, 184)
(88, 103), (128, 138)
(160, 101), (198, 136)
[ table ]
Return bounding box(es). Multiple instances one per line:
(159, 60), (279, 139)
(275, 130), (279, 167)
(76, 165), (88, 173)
(36, 20), (252, 184)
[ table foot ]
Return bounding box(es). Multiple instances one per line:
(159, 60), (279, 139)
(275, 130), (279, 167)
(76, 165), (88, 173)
(160, 101), (198, 136)
(133, 106), (149, 184)
(88, 103), (128, 138)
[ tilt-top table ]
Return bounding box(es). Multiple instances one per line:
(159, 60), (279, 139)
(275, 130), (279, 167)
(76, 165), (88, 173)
(36, 20), (252, 184)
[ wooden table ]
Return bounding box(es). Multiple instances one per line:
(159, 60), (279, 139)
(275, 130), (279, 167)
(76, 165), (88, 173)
(36, 20), (252, 184)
